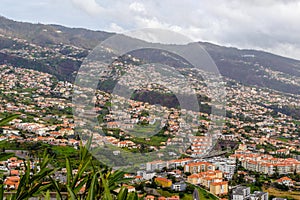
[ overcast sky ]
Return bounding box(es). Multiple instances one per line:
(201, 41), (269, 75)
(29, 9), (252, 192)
(1, 0), (300, 60)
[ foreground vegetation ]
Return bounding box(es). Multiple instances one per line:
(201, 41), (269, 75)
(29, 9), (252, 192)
(0, 141), (139, 200)
(0, 115), (139, 199)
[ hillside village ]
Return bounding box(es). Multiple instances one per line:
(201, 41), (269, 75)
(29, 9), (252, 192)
(0, 32), (300, 199)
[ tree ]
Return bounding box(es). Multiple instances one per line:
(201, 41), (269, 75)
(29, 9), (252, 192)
(179, 192), (184, 198)
(274, 183), (289, 191)
(273, 166), (280, 179)
(185, 184), (195, 194)
(184, 172), (191, 176)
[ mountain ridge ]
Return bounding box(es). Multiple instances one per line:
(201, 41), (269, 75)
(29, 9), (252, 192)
(1, 15), (299, 61)
(1, 16), (300, 94)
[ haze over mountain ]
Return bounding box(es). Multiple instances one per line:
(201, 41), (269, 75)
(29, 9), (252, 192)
(1, 16), (300, 94)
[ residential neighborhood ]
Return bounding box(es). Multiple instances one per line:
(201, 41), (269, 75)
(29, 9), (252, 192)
(1, 57), (300, 199)
(0, 15), (300, 199)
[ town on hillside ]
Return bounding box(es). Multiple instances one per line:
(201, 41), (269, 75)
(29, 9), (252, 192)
(0, 18), (300, 200)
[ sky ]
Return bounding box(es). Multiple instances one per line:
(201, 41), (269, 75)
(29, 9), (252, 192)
(1, 0), (300, 60)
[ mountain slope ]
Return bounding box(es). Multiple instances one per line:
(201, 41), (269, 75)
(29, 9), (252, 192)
(1, 16), (300, 94)
(201, 42), (300, 94)
(0, 16), (113, 49)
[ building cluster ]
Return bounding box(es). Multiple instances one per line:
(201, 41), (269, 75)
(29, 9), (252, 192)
(1, 32), (300, 199)
(0, 157), (39, 190)
(0, 33), (86, 62)
(186, 162), (228, 196)
(230, 150), (300, 175)
(231, 186), (268, 200)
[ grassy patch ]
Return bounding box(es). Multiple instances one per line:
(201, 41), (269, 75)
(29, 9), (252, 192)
(132, 135), (169, 146)
(293, 120), (300, 125)
(129, 122), (170, 147)
(44, 144), (79, 168)
(130, 123), (161, 137)
(197, 186), (219, 200)
(51, 145), (77, 155)
(181, 194), (194, 200)
(157, 189), (173, 197)
(264, 186), (300, 200)
(0, 140), (27, 150)
(0, 140), (80, 168)
(277, 137), (290, 143)
(156, 189), (194, 200)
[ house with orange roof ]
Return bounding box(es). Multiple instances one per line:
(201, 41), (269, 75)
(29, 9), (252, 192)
(155, 177), (172, 188)
(187, 168), (227, 195)
(167, 158), (192, 169)
(124, 173), (135, 179)
(210, 181), (228, 196)
(126, 185), (136, 193)
(201, 176), (214, 188)
(49, 131), (62, 137)
(121, 184), (136, 193)
(135, 175), (143, 182)
(10, 170), (20, 176)
(79, 185), (86, 194)
(276, 176), (294, 187)
(107, 121), (120, 129)
(187, 173), (200, 185)
(156, 196), (180, 200)
(172, 169), (182, 175)
(59, 128), (74, 136)
(167, 196), (180, 200)
(201, 171), (223, 188)
(4, 176), (20, 190)
(144, 195), (155, 200)
(276, 148), (290, 155)
(117, 140), (135, 148)
(8, 157), (18, 163)
(7, 157), (23, 169)
(187, 170), (223, 187)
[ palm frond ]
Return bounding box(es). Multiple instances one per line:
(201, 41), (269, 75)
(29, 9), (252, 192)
(0, 114), (20, 126)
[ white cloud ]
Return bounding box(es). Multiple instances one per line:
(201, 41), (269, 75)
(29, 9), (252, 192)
(129, 2), (146, 14)
(71, 0), (103, 16)
(107, 23), (125, 33)
(264, 43), (300, 61)
(2, 0), (300, 59)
